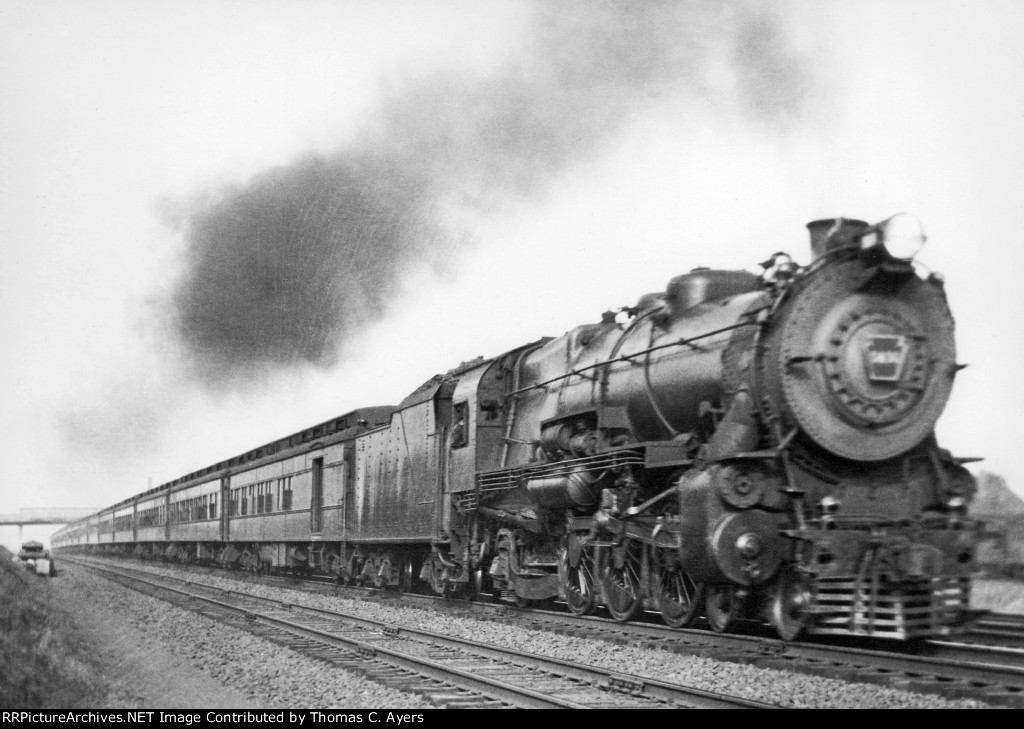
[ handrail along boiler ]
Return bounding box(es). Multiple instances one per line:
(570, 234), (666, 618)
(53, 214), (979, 640)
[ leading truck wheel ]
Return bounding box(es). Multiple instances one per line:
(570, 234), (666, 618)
(769, 567), (810, 641)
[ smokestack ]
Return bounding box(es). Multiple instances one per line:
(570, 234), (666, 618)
(806, 218), (871, 260)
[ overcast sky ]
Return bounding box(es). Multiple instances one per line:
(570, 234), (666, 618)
(2, 1), (1023, 549)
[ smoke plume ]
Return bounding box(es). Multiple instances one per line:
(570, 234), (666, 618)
(166, 0), (814, 387)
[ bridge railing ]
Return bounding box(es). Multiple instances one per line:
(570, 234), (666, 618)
(0, 507), (99, 525)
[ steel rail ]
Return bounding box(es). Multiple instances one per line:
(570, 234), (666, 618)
(478, 602), (1024, 707)
(72, 554), (1024, 705)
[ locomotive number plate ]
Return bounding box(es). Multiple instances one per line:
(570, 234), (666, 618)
(864, 335), (908, 382)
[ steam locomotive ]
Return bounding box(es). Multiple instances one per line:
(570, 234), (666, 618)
(53, 214), (980, 640)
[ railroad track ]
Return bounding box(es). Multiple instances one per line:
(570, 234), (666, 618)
(960, 612), (1024, 650)
(65, 556), (773, 710)
(482, 604), (1024, 708)
(110, 556), (1024, 652)
(69, 555), (1024, 706)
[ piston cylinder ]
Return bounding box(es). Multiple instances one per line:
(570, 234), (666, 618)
(526, 468), (602, 509)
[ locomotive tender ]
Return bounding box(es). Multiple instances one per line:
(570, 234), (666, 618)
(54, 214), (980, 640)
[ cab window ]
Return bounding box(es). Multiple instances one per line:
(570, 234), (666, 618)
(451, 402), (469, 448)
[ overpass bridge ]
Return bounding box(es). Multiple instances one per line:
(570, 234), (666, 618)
(0, 507), (97, 543)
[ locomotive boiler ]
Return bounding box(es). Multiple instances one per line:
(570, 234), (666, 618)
(53, 213), (979, 641)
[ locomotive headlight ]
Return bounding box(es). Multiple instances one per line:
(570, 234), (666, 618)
(862, 213), (927, 260)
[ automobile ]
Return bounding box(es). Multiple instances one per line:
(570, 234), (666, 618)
(17, 541), (56, 577)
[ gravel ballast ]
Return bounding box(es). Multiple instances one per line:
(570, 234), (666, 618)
(71, 559), (994, 709)
(60, 564), (433, 709)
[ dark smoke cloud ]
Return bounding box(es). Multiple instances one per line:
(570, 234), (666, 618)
(166, 0), (814, 388)
(166, 154), (448, 382)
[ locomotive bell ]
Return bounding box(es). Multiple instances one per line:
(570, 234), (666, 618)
(807, 218), (871, 260)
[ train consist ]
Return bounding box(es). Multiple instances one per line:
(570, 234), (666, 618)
(54, 214), (980, 640)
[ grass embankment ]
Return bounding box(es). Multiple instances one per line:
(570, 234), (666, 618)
(0, 549), (103, 708)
